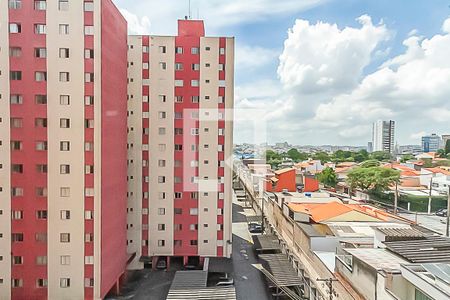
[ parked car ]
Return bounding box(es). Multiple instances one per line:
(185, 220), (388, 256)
(156, 258), (167, 270)
(216, 278), (234, 286)
(436, 209), (448, 217)
(248, 222), (263, 233)
(183, 264), (198, 270)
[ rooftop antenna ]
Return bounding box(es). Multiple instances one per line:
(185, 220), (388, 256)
(188, 0), (191, 19)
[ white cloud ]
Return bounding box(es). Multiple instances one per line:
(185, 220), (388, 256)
(242, 16), (450, 144)
(235, 45), (279, 70)
(277, 15), (389, 93)
(120, 8), (151, 34)
(410, 131), (427, 140)
(117, 0), (327, 35)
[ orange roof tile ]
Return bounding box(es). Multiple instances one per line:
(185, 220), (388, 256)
(274, 168), (295, 175)
(424, 167), (450, 175)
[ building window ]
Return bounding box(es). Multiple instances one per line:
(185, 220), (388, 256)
(159, 62), (167, 70)
(85, 73), (94, 82)
(9, 0), (22, 9)
(60, 233), (70, 243)
(59, 24), (69, 35)
(59, 72), (70, 82)
(60, 210), (70, 220)
(60, 141), (70, 151)
(190, 240), (198, 246)
(35, 71), (47, 82)
(158, 176), (166, 183)
(34, 24), (46, 34)
(174, 80), (184, 87)
(34, 1), (46, 10)
(191, 80), (199, 87)
(157, 240), (165, 247)
(58, 0), (69, 10)
(175, 144), (183, 151)
(36, 210), (47, 219)
(158, 144), (166, 151)
(158, 224), (166, 231)
(60, 95), (70, 105)
(10, 95), (23, 104)
(157, 208), (165, 215)
(158, 160), (166, 167)
(60, 187), (70, 197)
(175, 96), (183, 103)
(85, 49), (94, 59)
(11, 118), (23, 128)
(174, 240), (182, 247)
(175, 128), (183, 135)
(220, 48), (225, 55)
(219, 63), (225, 71)
(174, 208), (182, 215)
(84, 278), (94, 287)
(175, 63), (183, 70)
(9, 47), (22, 57)
(175, 47), (183, 54)
(189, 224), (198, 231)
(35, 118), (47, 128)
(35, 95), (47, 104)
(158, 95), (166, 102)
(84, 26), (94, 35)
(192, 64), (200, 71)
(59, 48), (69, 58)
(60, 164), (70, 174)
(159, 46), (166, 53)
(190, 208), (198, 215)
(36, 279), (47, 287)
(158, 111), (166, 119)
(191, 47), (199, 54)
(85, 165), (94, 174)
(35, 141), (47, 151)
(84, 1), (94, 11)
(12, 210), (23, 219)
(158, 192), (166, 199)
(9, 23), (21, 33)
(60, 118), (70, 128)
(12, 233), (24, 242)
(10, 71), (22, 80)
(191, 96), (199, 103)
(60, 278), (70, 288)
(12, 279), (23, 288)
(11, 141), (22, 150)
(85, 96), (94, 105)
(60, 255), (71, 265)
(36, 256), (47, 265)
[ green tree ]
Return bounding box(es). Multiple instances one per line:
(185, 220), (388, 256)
(446, 140), (450, 154)
(370, 151), (392, 161)
(353, 149), (369, 163)
(346, 166), (400, 193)
(400, 154), (415, 163)
(360, 159), (381, 168)
(316, 167), (338, 187)
(437, 149), (446, 158)
(313, 152), (331, 164)
(286, 148), (308, 162)
(265, 150), (281, 161)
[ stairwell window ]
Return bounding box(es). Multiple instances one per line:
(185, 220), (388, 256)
(84, 26), (94, 35)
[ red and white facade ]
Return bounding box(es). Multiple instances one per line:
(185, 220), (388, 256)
(0, 0), (128, 299)
(126, 20), (234, 269)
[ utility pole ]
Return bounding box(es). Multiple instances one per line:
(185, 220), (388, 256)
(428, 177), (433, 214)
(446, 185), (450, 237)
(394, 181), (398, 215)
(317, 278), (338, 300)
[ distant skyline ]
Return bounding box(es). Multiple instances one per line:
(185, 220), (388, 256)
(117, 0), (450, 145)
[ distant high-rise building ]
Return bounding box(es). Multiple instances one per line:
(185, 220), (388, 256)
(422, 134), (441, 153)
(372, 120), (395, 154)
(126, 20), (234, 269)
(367, 141), (373, 153)
(442, 134), (450, 149)
(0, 1), (128, 299)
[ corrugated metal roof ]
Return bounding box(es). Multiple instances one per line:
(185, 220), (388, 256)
(167, 271), (236, 300)
(384, 236), (450, 263)
(258, 254), (303, 287)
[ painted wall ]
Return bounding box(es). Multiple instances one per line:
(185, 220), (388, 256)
(100, 0), (128, 297)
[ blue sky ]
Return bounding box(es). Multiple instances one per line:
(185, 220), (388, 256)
(118, 0), (450, 146)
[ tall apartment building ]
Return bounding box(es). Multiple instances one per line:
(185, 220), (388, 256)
(422, 133), (441, 153)
(372, 120), (395, 154)
(0, 0), (128, 299)
(126, 20), (234, 269)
